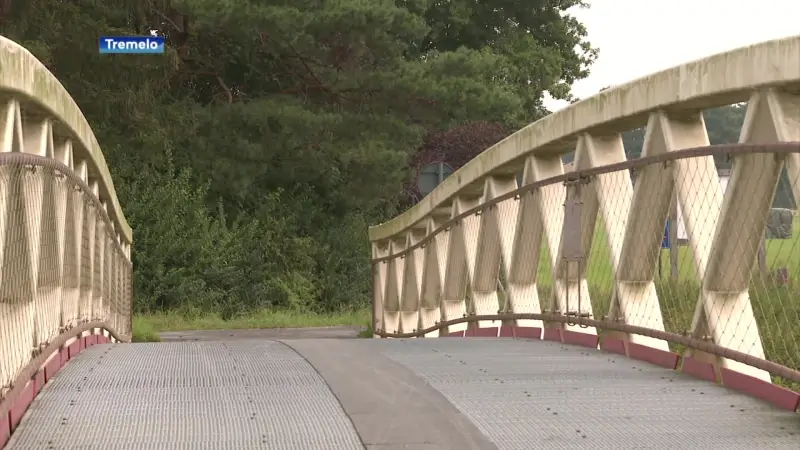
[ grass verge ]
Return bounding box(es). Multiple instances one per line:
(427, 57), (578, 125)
(131, 316), (162, 342)
(131, 307), (371, 342)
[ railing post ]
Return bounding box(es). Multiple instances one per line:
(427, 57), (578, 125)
(371, 241), (389, 337)
(384, 238), (407, 335)
(506, 163), (546, 336)
(91, 202), (108, 324)
(522, 154), (597, 339)
(470, 176), (518, 333)
(399, 228), (426, 334)
(579, 129), (671, 353)
(20, 115), (53, 350)
(686, 89), (800, 382)
(441, 196), (481, 334)
(419, 215), (448, 337)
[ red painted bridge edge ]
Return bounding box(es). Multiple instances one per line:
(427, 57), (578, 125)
(0, 332), (114, 449)
(3, 327), (797, 449)
(444, 326), (800, 412)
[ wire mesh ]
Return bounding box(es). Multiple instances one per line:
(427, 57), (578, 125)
(79, 196), (95, 323)
(0, 153), (132, 400)
(372, 143), (800, 389)
(92, 217), (105, 322)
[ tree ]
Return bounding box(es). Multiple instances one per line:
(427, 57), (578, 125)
(404, 121), (511, 203)
(0, 0), (597, 314)
(409, 0), (598, 123)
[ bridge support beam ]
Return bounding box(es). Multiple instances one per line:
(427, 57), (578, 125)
(687, 89), (800, 382)
(399, 228), (425, 334)
(382, 238), (405, 335)
(469, 176), (518, 334)
(419, 215), (448, 337)
(577, 131), (671, 353)
(63, 160), (87, 329)
(440, 196), (480, 335)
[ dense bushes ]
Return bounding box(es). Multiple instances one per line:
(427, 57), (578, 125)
(117, 151), (318, 316)
(0, 0), (597, 316)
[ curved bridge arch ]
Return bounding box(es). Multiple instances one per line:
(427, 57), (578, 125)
(369, 35), (800, 240)
(368, 34), (800, 414)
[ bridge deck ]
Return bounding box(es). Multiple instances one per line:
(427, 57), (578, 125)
(6, 338), (799, 449)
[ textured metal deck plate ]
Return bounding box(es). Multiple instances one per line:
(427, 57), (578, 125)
(6, 338), (800, 449)
(376, 338), (800, 450)
(6, 341), (364, 450)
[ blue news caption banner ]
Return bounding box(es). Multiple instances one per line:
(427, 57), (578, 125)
(99, 36), (165, 54)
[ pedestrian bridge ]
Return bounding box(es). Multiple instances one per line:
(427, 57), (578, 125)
(1, 35), (800, 449)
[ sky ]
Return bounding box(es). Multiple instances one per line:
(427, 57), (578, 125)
(544, 0), (800, 111)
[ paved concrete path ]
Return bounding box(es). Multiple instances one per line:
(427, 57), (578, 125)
(6, 338), (800, 449)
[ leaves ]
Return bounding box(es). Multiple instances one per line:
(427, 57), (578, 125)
(1, 0), (596, 313)
(404, 120), (512, 203)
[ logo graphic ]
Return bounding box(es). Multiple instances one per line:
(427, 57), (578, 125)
(99, 36), (165, 54)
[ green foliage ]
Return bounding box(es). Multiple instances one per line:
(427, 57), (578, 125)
(131, 316), (162, 342)
(0, 0), (596, 316)
(410, 0), (597, 122)
(118, 150), (319, 317)
(358, 322), (374, 338)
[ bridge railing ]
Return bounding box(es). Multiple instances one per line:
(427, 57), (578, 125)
(0, 37), (133, 407)
(368, 35), (800, 390)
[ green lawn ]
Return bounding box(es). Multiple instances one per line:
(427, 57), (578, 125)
(132, 308), (371, 342)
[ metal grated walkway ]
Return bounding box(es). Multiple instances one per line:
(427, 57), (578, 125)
(6, 341), (364, 450)
(378, 339), (800, 449)
(5, 338), (800, 449)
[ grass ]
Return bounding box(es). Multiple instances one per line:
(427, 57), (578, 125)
(358, 323), (374, 338)
(507, 215), (800, 391)
(131, 316), (162, 342)
(131, 307), (371, 342)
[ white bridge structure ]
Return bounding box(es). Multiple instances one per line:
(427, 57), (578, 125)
(1, 34), (800, 450)
(369, 35), (800, 391)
